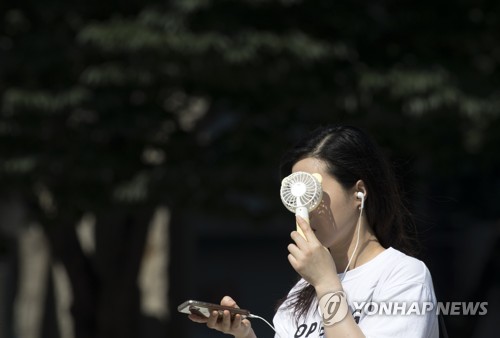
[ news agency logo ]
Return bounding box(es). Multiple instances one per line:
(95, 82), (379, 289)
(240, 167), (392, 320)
(292, 301), (488, 337)
(352, 301), (488, 316)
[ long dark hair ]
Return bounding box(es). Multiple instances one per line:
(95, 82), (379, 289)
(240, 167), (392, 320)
(279, 125), (418, 322)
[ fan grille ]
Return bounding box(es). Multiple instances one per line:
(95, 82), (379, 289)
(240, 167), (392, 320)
(280, 171), (323, 213)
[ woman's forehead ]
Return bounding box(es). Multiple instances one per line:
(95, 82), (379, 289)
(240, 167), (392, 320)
(292, 157), (327, 173)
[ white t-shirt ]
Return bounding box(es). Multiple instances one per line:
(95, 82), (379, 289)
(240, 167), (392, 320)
(273, 247), (439, 338)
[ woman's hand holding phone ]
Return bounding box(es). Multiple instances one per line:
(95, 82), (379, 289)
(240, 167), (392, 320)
(187, 296), (256, 338)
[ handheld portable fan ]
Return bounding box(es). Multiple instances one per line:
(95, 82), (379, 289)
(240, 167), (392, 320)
(280, 171), (323, 239)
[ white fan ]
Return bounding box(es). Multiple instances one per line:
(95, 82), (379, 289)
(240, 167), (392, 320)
(280, 171), (323, 239)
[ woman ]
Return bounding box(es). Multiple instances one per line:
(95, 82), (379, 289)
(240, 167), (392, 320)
(189, 125), (439, 337)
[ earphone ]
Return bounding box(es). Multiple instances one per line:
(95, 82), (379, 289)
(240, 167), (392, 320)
(356, 191), (365, 210)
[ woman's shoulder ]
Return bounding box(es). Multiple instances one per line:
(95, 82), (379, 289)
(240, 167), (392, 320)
(379, 247), (434, 287)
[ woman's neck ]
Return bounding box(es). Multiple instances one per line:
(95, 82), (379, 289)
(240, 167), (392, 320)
(329, 220), (385, 273)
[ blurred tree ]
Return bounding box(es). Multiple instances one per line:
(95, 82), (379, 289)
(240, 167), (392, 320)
(1, 0), (499, 337)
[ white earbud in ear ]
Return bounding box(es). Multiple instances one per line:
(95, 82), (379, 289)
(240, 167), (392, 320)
(356, 192), (365, 210)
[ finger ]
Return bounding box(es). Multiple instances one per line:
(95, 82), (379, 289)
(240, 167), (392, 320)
(290, 229), (308, 249)
(188, 313), (208, 323)
(291, 229), (306, 242)
(221, 310), (232, 332)
(295, 215), (311, 242)
(296, 216), (320, 244)
(231, 314), (242, 330)
(287, 253), (299, 271)
(295, 223), (307, 241)
(221, 295), (239, 308)
(287, 243), (303, 260)
(206, 310), (220, 330)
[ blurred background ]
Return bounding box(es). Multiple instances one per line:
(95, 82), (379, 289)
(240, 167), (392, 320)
(0, 0), (499, 337)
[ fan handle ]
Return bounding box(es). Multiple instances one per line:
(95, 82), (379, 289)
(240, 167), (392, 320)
(295, 172), (322, 240)
(295, 206), (309, 239)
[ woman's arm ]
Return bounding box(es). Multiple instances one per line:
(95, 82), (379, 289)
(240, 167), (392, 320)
(314, 282), (365, 338)
(288, 217), (365, 338)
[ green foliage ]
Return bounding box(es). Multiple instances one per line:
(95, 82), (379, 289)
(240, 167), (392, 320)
(1, 0), (499, 222)
(3, 87), (90, 113)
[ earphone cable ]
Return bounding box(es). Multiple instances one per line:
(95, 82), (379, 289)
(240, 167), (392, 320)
(248, 313), (281, 338)
(341, 204), (363, 282)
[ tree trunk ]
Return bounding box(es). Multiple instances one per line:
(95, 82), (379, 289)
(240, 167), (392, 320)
(14, 223), (50, 338)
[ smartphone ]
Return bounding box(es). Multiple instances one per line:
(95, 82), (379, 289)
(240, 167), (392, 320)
(178, 300), (251, 319)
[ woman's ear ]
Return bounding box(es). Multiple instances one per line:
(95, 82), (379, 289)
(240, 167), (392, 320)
(354, 180), (367, 208)
(355, 180), (367, 196)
